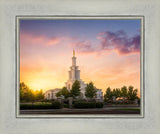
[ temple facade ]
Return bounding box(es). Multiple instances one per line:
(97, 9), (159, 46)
(44, 88), (61, 100)
(45, 51), (103, 100)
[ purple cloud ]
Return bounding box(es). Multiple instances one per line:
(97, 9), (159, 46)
(99, 30), (140, 54)
(73, 30), (140, 55)
(72, 40), (97, 53)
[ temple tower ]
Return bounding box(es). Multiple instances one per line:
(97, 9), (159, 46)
(65, 50), (82, 90)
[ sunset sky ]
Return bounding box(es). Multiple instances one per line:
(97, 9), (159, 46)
(20, 19), (141, 95)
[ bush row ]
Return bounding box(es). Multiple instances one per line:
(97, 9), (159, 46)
(51, 101), (61, 109)
(20, 101), (104, 109)
(20, 101), (61, 110)
(64, 104), (69, 108)
(73, 102), (103, 108)
(107, 101), (136, 105)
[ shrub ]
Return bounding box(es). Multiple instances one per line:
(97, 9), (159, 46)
(74, 102), (103, 108)
(138, 99), (140, 105)
(74, 102), (95, 108)
(63, 99), (69, 104)
(51, 101), (61, 109)
(64, 104), (69, 108)
(96, 102), (104, 108)
(20, 103), (53, 110)
(88, 99), (96, 102)
(20, 101), (61, 110)
(42, 99), (50, 103)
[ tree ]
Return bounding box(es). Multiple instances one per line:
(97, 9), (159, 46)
(70, 80), (80, 98)
(35, 89), (44, 101)
(61, 87), (69, 98)
(127, 86), (138, 101)
(20, 82), (30, 102)
(121, 86), (128, 100)
(112, 88), (121, 99)
(20, 82), (25, 101)
(85, 82), (96, 99)
(56, 91), (62, 98)
(56, 87), (69, 99)
(115, 88), (121, 98)
(104, 87), (113, 102)
(20, 82), (44, 103)
(28, 89), (35, 104)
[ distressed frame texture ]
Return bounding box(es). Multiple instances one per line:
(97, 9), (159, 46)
(0, 0), (160, 134)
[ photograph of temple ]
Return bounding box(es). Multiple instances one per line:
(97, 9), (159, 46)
(19, 17), (141, 115)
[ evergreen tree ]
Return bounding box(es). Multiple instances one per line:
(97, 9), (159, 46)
(56, 87), (69, 99)
(112, 88), (121, 99)
(112, 89), (116, 97)
(70, 80), (80, 98)
(104, 87), (113, 101)
(61, 87), (69, 98)
(115, 88), (121, 98)
(85, 82), (96, 99)
(127, 86), (138, 100)
(121, 86), (127, 99)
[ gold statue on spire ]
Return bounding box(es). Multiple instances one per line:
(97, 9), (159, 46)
(73, 50), (75, 57)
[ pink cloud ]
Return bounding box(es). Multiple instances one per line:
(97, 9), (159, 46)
(71, 40), (96, 53)
(46, 37), (60, 46)
(20, 30), (140, 56)
(20, 33), (61, 47)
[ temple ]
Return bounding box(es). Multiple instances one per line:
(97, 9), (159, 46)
(65, 50), (87, 98)
(65, 50), (86, 90)
(45, 51), (103, 100)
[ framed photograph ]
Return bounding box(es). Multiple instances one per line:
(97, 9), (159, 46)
(16, 16), (144, 118)
(0, 0), (160, 134)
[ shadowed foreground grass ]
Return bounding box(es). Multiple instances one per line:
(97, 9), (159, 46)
(20, 107), (140, 114)
(114, 108), (140, 112)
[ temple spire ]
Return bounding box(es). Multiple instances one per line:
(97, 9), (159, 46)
(72, 50), (76, 66)
(73, 50), (75, 57)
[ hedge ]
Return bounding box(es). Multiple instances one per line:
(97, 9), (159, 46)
(20, 101), (103, 109)
(96, 102), (104, 108)
(51, 101), (61, 109)
(20, 104), (52, 110)
(20, 101), (61, 110)
(64, 104), (69, 108)
(74, 102), (103, 108)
